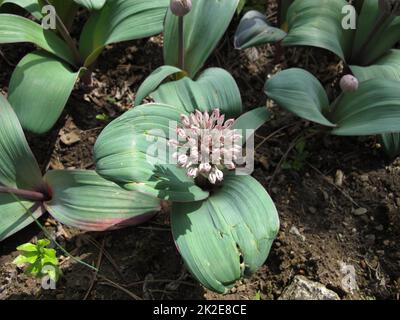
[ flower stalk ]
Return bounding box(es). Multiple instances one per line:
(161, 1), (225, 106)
(0, 186), (48, 202)
(170, 0), (192, 70)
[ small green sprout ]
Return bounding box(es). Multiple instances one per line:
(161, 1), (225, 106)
(253, 290), (262, 300)
(13, 239), (61, 283)
(96, 113), (109, 121)
(282, 138), (310, 171)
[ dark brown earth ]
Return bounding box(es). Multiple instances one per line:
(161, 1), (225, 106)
(0, 2), (399, 300)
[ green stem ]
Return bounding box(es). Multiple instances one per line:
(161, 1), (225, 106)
(0, 186), (47, 202)
(44, 0), (82, 66)
(178, 16), (185, 70)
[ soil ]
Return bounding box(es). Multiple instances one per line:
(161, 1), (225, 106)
(0, 2), (399, 300)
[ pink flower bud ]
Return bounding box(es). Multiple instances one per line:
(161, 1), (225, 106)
(170, 0), (192, 17)
(177, 154), (188, 166)
(181, 114), (190, 127)
(223, 119), (235, 129)
(340, 74), (359, 92)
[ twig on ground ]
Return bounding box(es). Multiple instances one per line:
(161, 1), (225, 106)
(85, 235), (125, 280)
(97, 277), (143, 300)
(83, 238), (105, 300)
(255, 122), (300, 152)
(306, 161), (361, 208)
(269, 130), (320, 187)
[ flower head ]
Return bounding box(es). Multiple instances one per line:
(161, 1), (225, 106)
(170, 0), (192, 17)
(169, 109), (242, 184)
(340, 74), (359, 93)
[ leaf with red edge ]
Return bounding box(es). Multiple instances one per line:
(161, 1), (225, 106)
(43, 170), (161, 231)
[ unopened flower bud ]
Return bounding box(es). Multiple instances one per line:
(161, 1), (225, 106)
(379, 0), (400, 15)
(170, 0), (192, 17)
(340, 74), (359, 93)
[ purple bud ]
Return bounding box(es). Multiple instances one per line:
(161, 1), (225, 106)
(340, 75), (359, 93)
(170, 0), (192, 17)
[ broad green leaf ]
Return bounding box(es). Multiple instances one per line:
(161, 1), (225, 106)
(36, 238), (50, 247)
(0, 196), (44, 242)
(0, 0), (42, 19)
(42, 253), (57, 265)
(331, 79), (400, 136)
(43, 170), (161, 231)
(94, 103), (210, 202)
(279, 0), (295, 28)
(283, 0), (353, 60)
(45, 0), (79, 30)
(8, 51), (82, 134)
(135, 65), (182, 106)
(350, 49), (400, 82)
(233, 107), (270, 146)
(264, 68), (335, 127)
(13, 252), (39, 264)
(350, 50), (400, 156)
(73, 0), (106, 10)
(172, 174), (279, 293)
(233, 107), (270, 132)
(234, 10), (287, 49)
(0, 94), (43, 189)
(381, 133), (400, 158)
(351, 0), (400, 65)
(164, 0), (239, 77)
(25, 260), (42, 274)
(16, 242), (38, 252)
(151, 68), (243, 118)
(79, 0), (169, 67)
(0, 14), (76, 65)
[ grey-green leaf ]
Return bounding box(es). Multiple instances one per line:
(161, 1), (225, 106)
(94, 103), (210, 202)
(8, 51), (82, 134)
(73, 0), (106, 10)
(171, 174), (279, 293)
(0, 14), (76, 65)
(234, 10), (287, 49)
(233, 107), (270, 145)
(350, 49), (400, 82)
(0, 0), (42, 19)
(331, 79), (400, 136)
(164, 0), (239, 77)
(135, 65), (182, 106)
(44, 170), (161, 231)
(265, 68), (335, 127)
(0, 94), (43, 190)
(79, 0), (169, 67)
(0, 196), (44, 242)
(283, 0), (353, 60)
(351, 0), (400, 65)
(151, 68), (243, 118)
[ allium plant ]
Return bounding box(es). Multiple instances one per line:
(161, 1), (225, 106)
(264, 68), (400, 144)
(234, 0), (400, 157)
(0, 0), (170, 134)
(0, 94), (161, 242)
(93, 102), (278, 294)
(134, 0), (243, 113)
(169, 109), (242, 184)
